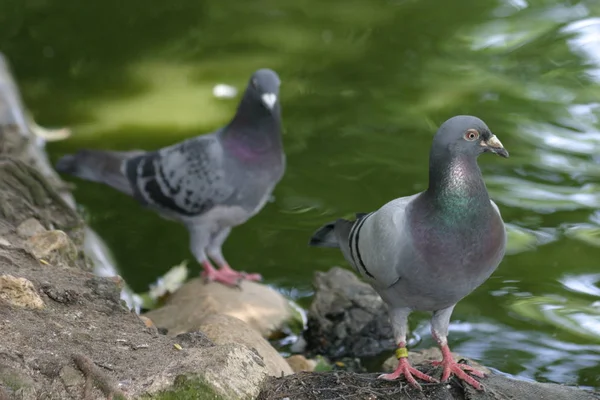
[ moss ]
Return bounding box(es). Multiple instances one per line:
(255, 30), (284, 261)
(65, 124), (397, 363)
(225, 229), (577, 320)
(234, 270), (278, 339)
(139, 376), (226, 400)
(313, 355), (333, 372)
(0, 369), (33, 392)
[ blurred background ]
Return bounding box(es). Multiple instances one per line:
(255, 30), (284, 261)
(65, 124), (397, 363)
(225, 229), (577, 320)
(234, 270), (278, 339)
(2, 0), (600, 389)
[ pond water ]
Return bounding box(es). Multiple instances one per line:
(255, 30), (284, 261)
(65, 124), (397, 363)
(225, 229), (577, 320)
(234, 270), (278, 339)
(4, 0), (600, 389)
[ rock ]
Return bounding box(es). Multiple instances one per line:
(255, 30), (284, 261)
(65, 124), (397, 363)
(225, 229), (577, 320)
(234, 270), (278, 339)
(304, 267), (394, 358)
(286, 355), (316, 373)
(26, 230), (78, 266)
(59, 365), (85, 389)
(184, 343), (269, 399)
(145, 277), (293, 338)
(382, 347), (490, 376)
(16, 218), (46, 238)
(132, 342), (268, 399)
(0, 364), (37, 400)
(139, 315), (156, 329)
(84, 276), (122, 304)
(174, 330), (215, 348)
(40, 283), (80, 305)
(197, 313), (293, 377)
(0, 274), (44, 309)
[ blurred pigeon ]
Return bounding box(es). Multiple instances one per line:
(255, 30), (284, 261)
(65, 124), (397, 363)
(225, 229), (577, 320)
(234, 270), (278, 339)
(309, 116), (508, 390)
(56, 68), (285, 287)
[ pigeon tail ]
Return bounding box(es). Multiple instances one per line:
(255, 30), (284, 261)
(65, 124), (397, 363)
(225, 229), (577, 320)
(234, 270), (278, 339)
(309, 221), (340, 248)
(309, 212), (369, 248)
(55, 149), (135, 196)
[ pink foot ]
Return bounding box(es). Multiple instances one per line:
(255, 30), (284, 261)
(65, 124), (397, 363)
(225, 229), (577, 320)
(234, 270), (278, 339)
(378, 356), (438, 390)
(201, 262), (262, 287)
(219, 264), (262, 282)
(431, 345), (485, 390)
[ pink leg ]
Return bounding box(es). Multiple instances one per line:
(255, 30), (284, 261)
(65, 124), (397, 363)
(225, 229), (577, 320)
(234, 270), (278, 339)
(378, 344), (438, 390)
(431, 344), (485, 390)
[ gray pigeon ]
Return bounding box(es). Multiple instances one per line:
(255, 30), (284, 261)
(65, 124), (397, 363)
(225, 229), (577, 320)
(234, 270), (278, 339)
(56, 68), (285, 287)
(309, 115), (508, 390)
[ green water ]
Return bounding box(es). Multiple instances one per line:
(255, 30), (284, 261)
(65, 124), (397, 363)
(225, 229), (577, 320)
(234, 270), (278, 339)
(4, 0), (600, 389)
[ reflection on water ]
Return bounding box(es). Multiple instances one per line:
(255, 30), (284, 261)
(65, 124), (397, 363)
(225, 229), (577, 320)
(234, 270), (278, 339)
(561, 273), (600, 297)
(3, 0), (600, 389)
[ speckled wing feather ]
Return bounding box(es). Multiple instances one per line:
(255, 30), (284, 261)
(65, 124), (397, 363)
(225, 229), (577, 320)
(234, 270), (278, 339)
(124, 134), (236, 217)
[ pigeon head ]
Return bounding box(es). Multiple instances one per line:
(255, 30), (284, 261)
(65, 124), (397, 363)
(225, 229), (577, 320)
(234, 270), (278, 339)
(432, 115), (509, 159)
(245, 68), (281, 111)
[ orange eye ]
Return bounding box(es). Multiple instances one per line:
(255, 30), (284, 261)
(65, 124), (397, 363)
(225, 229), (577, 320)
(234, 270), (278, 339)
(465, 129), (479, 141)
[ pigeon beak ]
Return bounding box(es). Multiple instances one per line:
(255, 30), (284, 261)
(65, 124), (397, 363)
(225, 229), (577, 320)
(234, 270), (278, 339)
(481, 134), (509, 158)
(261, 93), (277, 110)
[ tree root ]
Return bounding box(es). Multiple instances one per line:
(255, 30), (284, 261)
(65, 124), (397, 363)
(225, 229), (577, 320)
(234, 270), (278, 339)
(72, 354), (127, 400)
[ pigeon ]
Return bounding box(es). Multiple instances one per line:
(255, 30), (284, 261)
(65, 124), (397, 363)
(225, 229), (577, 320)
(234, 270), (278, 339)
(56, 68), (285, 287)
(309, 115), (508, 390)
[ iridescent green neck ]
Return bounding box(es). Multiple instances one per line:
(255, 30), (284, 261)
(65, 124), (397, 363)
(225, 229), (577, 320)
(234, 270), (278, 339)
(424, 154), (491, 224)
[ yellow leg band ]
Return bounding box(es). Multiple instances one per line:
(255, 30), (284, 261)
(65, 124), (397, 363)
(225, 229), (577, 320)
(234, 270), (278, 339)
(395, 347), (408, 359)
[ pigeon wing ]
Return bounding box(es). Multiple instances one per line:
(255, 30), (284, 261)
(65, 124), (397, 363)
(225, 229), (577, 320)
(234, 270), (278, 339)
(125, 134), (236, 217)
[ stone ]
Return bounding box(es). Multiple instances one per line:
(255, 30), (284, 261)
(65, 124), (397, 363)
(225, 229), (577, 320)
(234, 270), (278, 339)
(191, 343), (269, 399)
(0, 275), (44, 309)
(59, 365), (85, 388)
(0, 364), (36, 399)
(174, 331), (215, 348)
(286, 355), (316, 373)
(16, 218), (46, 238)
(138, 342), (269, 400)
(139, 315), (156, 329)
(26, 230), (78, 266)
(197, 314), (293, 377)
(303, 267), (394, 359)
(382, 347), (491, 375)
(144, 277), (293, 338)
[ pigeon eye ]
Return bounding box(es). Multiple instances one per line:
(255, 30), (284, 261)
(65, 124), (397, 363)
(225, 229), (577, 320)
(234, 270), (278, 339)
(252, 79), (259, 89)
(464, 129), (479, 141)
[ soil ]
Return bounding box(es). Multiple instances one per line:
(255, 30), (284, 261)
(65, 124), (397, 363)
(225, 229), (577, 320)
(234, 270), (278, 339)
(0, 156), (215, 400)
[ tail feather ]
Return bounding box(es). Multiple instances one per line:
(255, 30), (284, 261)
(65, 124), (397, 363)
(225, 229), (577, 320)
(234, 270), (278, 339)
(55, 149), (140, 196)
(309, 221), (339, 248)
(309, 213), (365, 248)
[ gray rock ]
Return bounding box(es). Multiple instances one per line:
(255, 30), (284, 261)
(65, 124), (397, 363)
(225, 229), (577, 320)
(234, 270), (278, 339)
(197, 313), (294, 377)
(304, 267), (394, 358)
(190, 343), (269, 399)
(16, 218), (46, 238)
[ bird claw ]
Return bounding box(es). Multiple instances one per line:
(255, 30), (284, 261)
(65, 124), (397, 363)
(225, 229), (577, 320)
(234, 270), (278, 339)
(239, 272), (262, 281)
(201, 264), (261, 288)
(201, 269), (240, 287)
(378, 358), (438, 390)
(431, 358), (485, 390)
